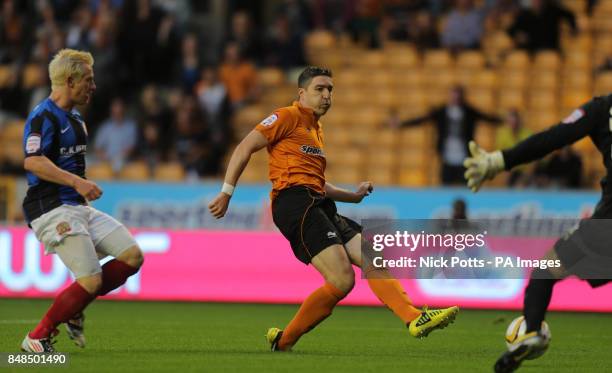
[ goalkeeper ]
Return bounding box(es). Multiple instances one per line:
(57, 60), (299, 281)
(464, 96), (612, 373)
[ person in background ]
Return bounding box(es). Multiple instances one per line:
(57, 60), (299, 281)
(391, 85), (502, 185)
(534, 146), (583, 189)
(219, 42), (259, 109)
(495, 109), (532, 186)
(94, 97), (138, 173)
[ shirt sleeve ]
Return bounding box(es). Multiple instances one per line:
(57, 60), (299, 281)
(502, 97), (604, 170)
(254, 108), (296, 145)
(23, 114), (55, 158)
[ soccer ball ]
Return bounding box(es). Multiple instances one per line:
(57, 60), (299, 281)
(505, 316), (551, 360)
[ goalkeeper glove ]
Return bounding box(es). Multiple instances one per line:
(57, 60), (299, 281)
(463, 141), (505, 192)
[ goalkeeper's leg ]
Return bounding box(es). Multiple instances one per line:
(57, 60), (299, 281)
(495, 249), (567, 372)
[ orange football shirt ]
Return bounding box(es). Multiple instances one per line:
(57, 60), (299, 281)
(255, 101), (326, 200)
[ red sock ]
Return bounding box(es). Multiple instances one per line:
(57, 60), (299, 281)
(30, 282), (95, 339)
(98, 259), (139, 296)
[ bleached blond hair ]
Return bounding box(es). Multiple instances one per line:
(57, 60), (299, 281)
(48, 49), (94, 89)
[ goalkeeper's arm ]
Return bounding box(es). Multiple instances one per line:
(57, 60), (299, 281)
(501, 118), (594, 170)
(464, 97), (603, 192)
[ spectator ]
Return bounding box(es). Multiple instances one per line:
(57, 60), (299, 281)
(224, 10), (262, 63)
(534, 146), (583, 189)
(176, 33), (201, 93)
(0, 0), (26, 64)
(508, 0), (577, 52)
(484, 0), (520, 32)
(441, 0), (485, 51)
(276, 0), (313, 38)
(264, 13), (306, 69)
(170, 100), (208, 178)
(346, 0), (384, 49)
(139, 84), (174, 158)
(219, 42), (259, 109)
(119, 0), (174, 89)
(311, 0), (349, 32)
(407, 11), (440, 50)
(65, 5), (93, 50)
(137, 119), (164, 171)
(452, 198), (467, 220)
(391, 85), (502, 185)
(26, 63), (50, 114)
(89, 17), (119, 130)
(94, 97), (138, 172)
(195, 67), (233, 149)
(495, 109), (532, 186)
(0, 64), (23, 119)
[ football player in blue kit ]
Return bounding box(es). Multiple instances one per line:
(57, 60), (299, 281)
(20, 49), (144, 353)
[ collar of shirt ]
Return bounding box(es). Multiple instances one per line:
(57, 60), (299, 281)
(48, 97), (78, 117)
(292, 101), (319, 128)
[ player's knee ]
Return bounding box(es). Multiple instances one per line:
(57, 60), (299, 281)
(118, 245), (144, 269)
(77, 273), (103, 295)
(330, 267), (355, 295)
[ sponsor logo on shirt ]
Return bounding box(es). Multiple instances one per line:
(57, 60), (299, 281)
(60, 144), (87, 156)
(300, 145), (325, 157)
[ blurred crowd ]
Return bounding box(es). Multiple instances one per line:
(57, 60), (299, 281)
(0, 0), (597, 188)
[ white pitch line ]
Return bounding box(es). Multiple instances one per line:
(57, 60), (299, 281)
(0, 320), (38, 324)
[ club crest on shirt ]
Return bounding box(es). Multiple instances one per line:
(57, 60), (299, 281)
(260, 113), (278, 127)
(56, 221), (71, 235)
(25, 134), (41, 154)
(562, 109), (585, 124)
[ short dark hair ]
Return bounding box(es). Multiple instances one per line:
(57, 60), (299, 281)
(298, 66), (332, 88)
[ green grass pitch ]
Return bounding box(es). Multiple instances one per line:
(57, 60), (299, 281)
(1, 299), (611, 372)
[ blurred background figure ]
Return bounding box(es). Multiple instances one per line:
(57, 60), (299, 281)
(452, 198), (467, 220)
(495, 109), (532, 187)
(195, 66), (233, 157)
(391, 86), (502, 185)
(534, 146), (583, 189)
(94, 97), (138, 173)
(441, 0), (485, 52)
(219, 42), (259, 110)
(508, 0), (577, 52)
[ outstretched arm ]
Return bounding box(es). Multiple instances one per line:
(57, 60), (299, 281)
(208, 130), (268, 218)
(400, 111), (435, 127)
(472, 107), (503, 125)
(464, 97), (603, 192)
(502, 120), (592, 170)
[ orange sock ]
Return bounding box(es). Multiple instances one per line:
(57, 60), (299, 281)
(278, 282), (345, 350)
(367, 278), (422, 324)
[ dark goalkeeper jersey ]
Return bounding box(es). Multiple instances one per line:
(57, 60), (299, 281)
(22, 97), (88, 223)
(502, 94), (612, 216)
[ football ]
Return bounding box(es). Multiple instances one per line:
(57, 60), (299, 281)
(505, 316), (551, 360)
